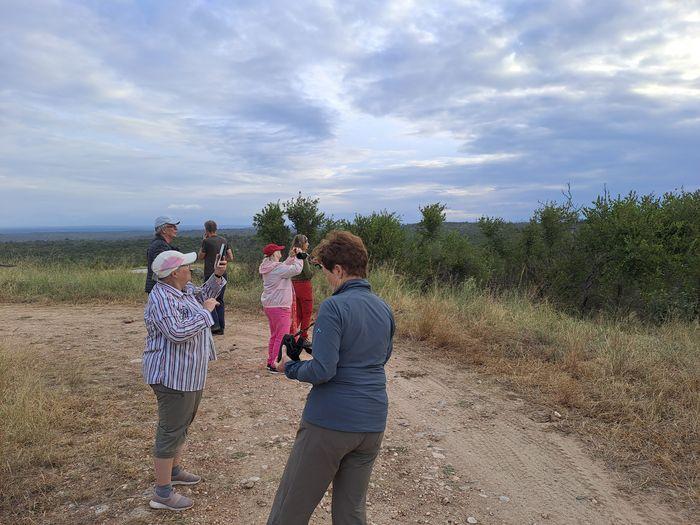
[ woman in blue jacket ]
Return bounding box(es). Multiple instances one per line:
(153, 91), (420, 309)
(268, 230), (395, 525)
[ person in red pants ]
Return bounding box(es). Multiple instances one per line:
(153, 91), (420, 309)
(291, 234), (316, 350)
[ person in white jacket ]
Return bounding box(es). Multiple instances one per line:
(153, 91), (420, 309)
(259, 243), (304, 372)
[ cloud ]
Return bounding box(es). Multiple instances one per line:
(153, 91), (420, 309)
(0, 0), (698, 227)
(168, 204), (202, 210)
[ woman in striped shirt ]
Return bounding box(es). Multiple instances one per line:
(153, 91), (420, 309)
(142, 249), (227, 512)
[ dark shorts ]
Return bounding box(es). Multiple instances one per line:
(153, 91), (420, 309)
(150, 384), (203, 459)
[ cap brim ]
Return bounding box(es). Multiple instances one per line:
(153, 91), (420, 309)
(182, 252), (197, 265)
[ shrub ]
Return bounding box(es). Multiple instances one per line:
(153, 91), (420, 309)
(349, 211), (405, 266)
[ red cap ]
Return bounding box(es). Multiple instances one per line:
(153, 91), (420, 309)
(263, 243), (285, 256)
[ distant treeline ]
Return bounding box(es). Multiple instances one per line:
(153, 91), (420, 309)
(0, 233), (261, 268)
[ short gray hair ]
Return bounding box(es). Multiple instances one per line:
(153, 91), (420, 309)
(155, 224), (167, 234)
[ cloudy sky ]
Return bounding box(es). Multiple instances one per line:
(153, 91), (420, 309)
(1, 0), (698, 228)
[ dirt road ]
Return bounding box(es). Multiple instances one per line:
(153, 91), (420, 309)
(1, 304), (685, 524)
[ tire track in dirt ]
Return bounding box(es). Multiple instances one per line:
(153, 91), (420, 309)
(386, 354), (669, 524)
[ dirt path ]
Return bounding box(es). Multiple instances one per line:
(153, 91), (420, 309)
(1, 304), (686, 524)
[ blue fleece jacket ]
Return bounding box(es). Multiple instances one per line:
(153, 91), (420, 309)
(285, 279), (395, 433)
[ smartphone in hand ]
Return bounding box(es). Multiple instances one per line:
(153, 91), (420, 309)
(215, 242), (226, 266)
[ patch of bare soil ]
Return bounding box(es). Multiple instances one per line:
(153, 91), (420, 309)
(0, 304), (690, 524)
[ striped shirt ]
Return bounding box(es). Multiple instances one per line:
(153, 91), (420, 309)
(142, 274), (225, 391)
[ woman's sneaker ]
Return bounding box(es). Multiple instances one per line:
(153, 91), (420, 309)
(267, 364), (280, 374)
(171, 470), (201, 486)
(149, 490), (194, 511)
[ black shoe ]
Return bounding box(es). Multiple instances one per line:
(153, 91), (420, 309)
(267, 364), (280, 374)
(211, 329), (224, 335)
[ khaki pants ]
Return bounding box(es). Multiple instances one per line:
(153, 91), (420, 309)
(150, 384), (202, 458)
(267, 420), (384, 525)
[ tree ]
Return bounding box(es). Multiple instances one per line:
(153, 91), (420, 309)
(283, 192), (326, 244)
(477, 216), (508, 257)
(350, 211), (405, 265)
(519, 198), (580, 299)
(253, 201), (290, 245)
(318, 216), (352, 239)
(417, 202), (447, 242)
(477, 215), (520, 287)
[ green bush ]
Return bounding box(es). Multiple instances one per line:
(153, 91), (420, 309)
(349, 211), (405, 266)
(576, 190), (699, 320)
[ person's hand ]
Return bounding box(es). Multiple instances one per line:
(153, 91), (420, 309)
(291, 247), (301, 255)
(276, 351), (289, 372)
(214, 257), (228, 276)
(203, 298), (219, 312)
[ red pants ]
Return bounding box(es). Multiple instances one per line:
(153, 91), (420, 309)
(292, 279), (313, 339)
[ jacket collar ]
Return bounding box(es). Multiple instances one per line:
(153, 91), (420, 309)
(155, 280), (186, 297)
(154, 233), (174, 244)
(332, 278), (371, 296)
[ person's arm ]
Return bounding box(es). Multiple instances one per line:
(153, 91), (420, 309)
(192, 274), (226, 301)
(272, 256), (303, 279)
(198, 238), (207, 261)
(385, 310), (395, 363)
(191, 257), (228, 301)
(285, 301), (342, 385)
(152, 294), (213, 343)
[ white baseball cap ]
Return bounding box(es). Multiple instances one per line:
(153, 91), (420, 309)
(152, 250), (197, 279)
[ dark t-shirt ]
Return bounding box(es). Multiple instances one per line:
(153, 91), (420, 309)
(201, 235), (228, 279)
(145, 235), (178, 293)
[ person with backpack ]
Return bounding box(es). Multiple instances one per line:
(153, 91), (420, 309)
(259, 243), (304, 373)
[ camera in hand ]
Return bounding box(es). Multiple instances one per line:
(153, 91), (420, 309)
(277, 324), (315, 362)
(296, 252), (308, 260)
(279, 334), (304, 361)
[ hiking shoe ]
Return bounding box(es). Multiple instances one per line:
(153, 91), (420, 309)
(171, 470), (201, 486)
(267, 364), (280, 374)
(149, 490), (194, 511)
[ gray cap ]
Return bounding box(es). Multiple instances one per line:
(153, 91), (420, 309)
(154, 216), (180, 228)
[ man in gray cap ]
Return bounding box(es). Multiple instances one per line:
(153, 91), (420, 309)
(145, 216), (181, 293)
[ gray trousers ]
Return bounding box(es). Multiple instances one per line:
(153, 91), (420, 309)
(267, 419), (384, 525)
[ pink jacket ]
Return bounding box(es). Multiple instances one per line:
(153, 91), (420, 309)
(259, 256), (304, 308)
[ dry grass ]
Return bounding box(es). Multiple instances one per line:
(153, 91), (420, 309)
(369, 268), (700, 506)
(0, 343), (154, 524)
